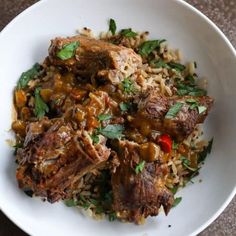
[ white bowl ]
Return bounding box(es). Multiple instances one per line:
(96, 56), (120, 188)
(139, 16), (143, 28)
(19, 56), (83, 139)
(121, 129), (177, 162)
(0, 0), (236, 235)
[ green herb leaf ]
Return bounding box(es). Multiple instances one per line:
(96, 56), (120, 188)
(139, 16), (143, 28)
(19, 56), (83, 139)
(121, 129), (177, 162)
(186, 98), (198, 110)
(17, 63), (41, 89)
(119, 102), (131, 112)
(176, 82), (207, 96)
(198, 138), (213, 163)
(97, 124), (124, 139)
(172, 140), (178, 150)
(82, 202), (91, 210)
(173, 197), (182, 207)
(34, 87), (49, 119)
(121, 77), (135, 94)
(98, 114), (112, 121)
(138, 39), (166, 57)
(180, 156), (197, 171)
(170, 186), (178, 194)
(185, 75), (195, 85)
(168, 62), (186, 72)
(150, 59), (170, 69)
(135, 160), (145, 174)
(108, 212), (117, 221)
(120, 28), (137, 38)
(109, 18), (116, 35)
(90, 134), (99, 144)
(13, 143), (23, 155)
(197, 105), (207, 114)
(57, 41), (80, 60)
(186, 98), (197, 104)
(64, 199), (78, 207)
(165, 102), (183, 119)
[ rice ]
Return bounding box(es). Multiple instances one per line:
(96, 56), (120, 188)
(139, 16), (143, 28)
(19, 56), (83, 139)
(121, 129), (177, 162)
(63, 26), (212, 223)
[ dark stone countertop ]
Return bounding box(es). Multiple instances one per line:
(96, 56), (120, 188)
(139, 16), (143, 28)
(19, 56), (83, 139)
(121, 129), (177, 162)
(0, 0), (235, 235)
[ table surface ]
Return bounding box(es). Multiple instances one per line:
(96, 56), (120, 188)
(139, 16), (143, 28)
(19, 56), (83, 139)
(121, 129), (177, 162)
(0, 0), (235, 235)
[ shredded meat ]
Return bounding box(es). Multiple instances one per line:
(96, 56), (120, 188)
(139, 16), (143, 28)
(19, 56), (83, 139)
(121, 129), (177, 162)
(16, 118), (110, 202)
(135, 91), (214, 141)
(111, 140), (174, 224)
(48, 35), (142, 84)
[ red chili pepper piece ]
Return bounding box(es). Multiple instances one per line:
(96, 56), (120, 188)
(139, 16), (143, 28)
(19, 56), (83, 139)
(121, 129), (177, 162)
(159, 134), (172, 153)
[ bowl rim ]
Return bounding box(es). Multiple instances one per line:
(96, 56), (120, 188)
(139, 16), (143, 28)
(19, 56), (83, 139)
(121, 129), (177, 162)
(0, 0), (235, 235)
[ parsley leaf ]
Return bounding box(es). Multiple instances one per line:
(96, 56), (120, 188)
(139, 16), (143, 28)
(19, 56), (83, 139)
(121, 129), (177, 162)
(176, 82), (207, 96)
(180, 156), (197, 171)
(198, 138), (213, 163)
(34, 87), (49, 119)
(121, 77), (135, 94)
(170, 186), (178, 194)
(150, 59), (170, 69)
(120, 28), (137, 38)
(98, 114), (112, 121)
(119, 102), (131, 112)
(172, 140), (178, 150)
(168, 62), (186, 72)
(138, 39), (166, 57)
(90, 134), (99, 144)
(109, 18), (116, 35)
(108, 212), (117, 221)
(198, 106), (207, 114)
(97, 124), (124, 139)
(165, 102), (183, 119)
(57, 41), (80, 60)
(17, 63), (41, 89)
(135, 160), (145, 174)
(64, 199), (78, 207)
(173, 197), (182, 207)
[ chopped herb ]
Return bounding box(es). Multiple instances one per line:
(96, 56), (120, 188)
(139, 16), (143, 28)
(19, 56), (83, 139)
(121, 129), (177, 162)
(108, 212), (117, 221)
(135, 160), (145, 174)
(90, 199), (98, 206)
(172, 140), (178, 150)
(95, 205), (104, 214)
(138, 39), (166, 57)
(119, 102), (131, 112)
(197, 105), (207, 114)
(57, 41), (80, 60)
(109, 18), (116, 35)
(34, 87), (49, 119)
(90, 134), (99, 144)
(24, 190), (33, 198)
(165, 102), (183, 119)
(173, 197), (182, 207)
(82, 202), (91, 210)
(121, 77), (135, 94)
(17, 63), (41, 89)
(97, 124), (124, 139)
(176, 82), (207, 96)
(168, 62), (186, 72)
(186, 98), (197, 104)
(198, 138), (213, 163)
(79, 194), (86, 202)
(185, 75), (195, 85)
(65, 199), (78, 207)
(120, 28), (137, 38)
(180, 156), (197, 171)
(186, 98), (198, 110)
(150, 59), (170, 69)
(170, 186), (178, 194)
(98, 114), (112, 121)
(13, 143), (23, 155)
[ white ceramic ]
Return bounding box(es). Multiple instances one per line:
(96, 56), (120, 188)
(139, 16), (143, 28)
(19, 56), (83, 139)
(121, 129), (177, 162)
(0, 0), (236, 235)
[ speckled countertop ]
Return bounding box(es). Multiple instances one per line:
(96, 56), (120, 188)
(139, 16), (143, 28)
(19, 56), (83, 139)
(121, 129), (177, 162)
(0, 1), (235, 235)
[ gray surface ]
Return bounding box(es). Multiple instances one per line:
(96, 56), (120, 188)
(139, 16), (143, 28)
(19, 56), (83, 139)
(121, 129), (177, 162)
(0, 0), (235, 235)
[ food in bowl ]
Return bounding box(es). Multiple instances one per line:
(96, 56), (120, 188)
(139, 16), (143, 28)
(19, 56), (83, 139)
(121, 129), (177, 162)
(12, 19), (214, 224)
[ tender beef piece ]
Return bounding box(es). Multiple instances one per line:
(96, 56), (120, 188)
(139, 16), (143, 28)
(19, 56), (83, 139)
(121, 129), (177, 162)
(111, 140), (174, 224)
(16, 118), (110, 202)
(135, 91), (214, 141)
(48, 35), (142, 84)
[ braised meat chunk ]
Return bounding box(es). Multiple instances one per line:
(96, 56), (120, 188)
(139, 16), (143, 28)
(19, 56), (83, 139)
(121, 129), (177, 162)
(48, 35), (142, 84)
(16, 118), (110, 202)
(135, 91), (214, 141)
(111, 140), (174, 224)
